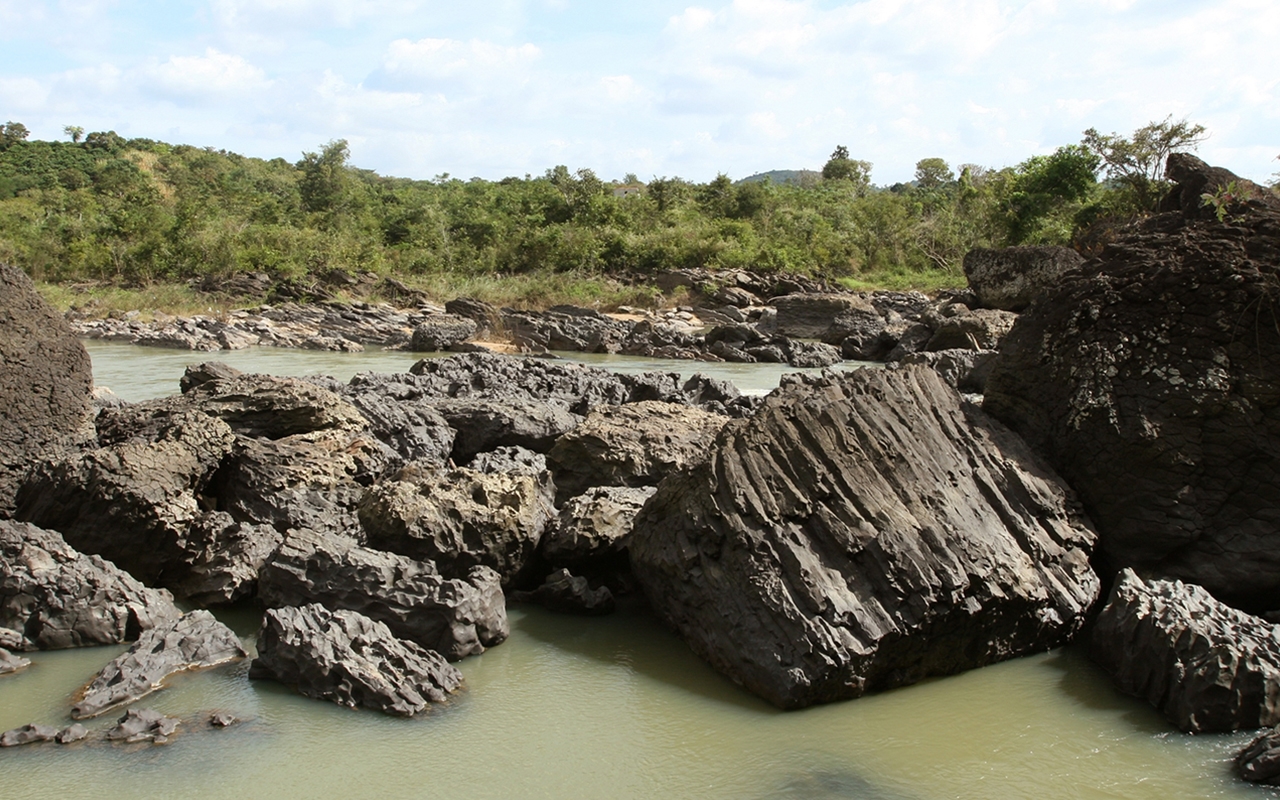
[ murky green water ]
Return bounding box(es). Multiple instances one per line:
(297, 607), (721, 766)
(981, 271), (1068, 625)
(1, 342), (1273, 799)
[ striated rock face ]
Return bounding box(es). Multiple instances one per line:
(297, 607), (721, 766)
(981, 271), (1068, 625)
(1091, 569), (1280, 733)
(630, 367), (1099, 710)
(0, 520), (180, 650)
(898, 349), (998, 394)
(547, 401), (729, 503)
(963, 246), (1084, 312)
(0, 263), (94, 514)
(258, 527), (507, 660)
(984, 157), (1280, 607)
(72, 610), (246, 719)
(359, 464), (556, 584)
(250, 604), (464, 717)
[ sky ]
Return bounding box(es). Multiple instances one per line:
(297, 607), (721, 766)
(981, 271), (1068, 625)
(0, 0), (1276, 185)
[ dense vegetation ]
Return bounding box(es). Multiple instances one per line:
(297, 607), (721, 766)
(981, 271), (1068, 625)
(0, 117), (1229, 309)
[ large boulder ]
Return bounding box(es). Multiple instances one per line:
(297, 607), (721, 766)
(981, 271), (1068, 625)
(258, 527), (507, 660)
(0, 264), (94, 514)
(171, 512), (283, 606)
(541, 486), (657, 567)
(773, 293), (871, 339)
(630, 367), (1099, 709)
(925, 308), (1018, 352)
(1091, 568), (1280, 733)
(431, 398), (580, 463)
(983, 159), (1280, 608)
(250, 604), (464, 717)
(0, 520), (180, 650)
(963, 246), (1084, 312)
(409, 314), (478, 352)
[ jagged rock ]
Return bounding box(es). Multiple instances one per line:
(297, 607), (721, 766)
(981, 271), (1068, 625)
(984, 160), (1280, 607)
(408, 352), (633, 413)
(630, 366), (1099, 710)
(1162, 152), (1273, 219)
(55, 723), (89, 744)
(72, 610), (246, 719)
(170, 512), (283, 606)
(431, 398), (581, 462)
(713, 286), (760, 307)
(106, 708), (180, 743)
(183, 373), (368, 440)
(1091, 569), (1280, 733)
(0, 646), (30, 674)
(0, 263), (94, 514)
(258, 527), (507, 660)
(502, 307), (632, 353)
(339, 375), (456, 466)
(0, 520), (180, 650)
(510, 569), (615, 615)
(898, 349), (998, 394)
(926, 308), (1018, 352)
(0, 724), (58, 747)
(542, 486), (656, 566)
(547, 401), (729, 503)
(883, 322), (934, 362)
(773, 293), (870, 339)
(445, 297), (501, 332)
(179, 361), (244, 393)
(250, 604), (464, 716)
(468, 446), (547, 475)
(410, 314), (478, 352)
(963, 246), (1085, 312)
(359, 463), (556, 584)
(781, 340), (843, 368)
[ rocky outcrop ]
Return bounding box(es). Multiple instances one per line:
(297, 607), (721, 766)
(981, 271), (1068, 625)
(962, 246), (1084, 312)
(72, 611), (246, 719)
(0, 263), (94, 513)
(469, 446), (547, 475)
(339, 375), (456, 467)
(409, 314), (478, 352)
(541, 486), (656, 567)
(502, 307), (633, 353)
(547, 401), (729, 503)
(773, 293), (870, 339)
(1091, 569), (1280, 733)
(359, 463), (556, 584)
(0, 724), (58, 747)
(250, 604), (464, 716)
(925, 308), (1018, 352)
(258, 527), (507, 660)
(984, 157), (1280, 607)
(0, 520), (180, 650)
(630, 367), (1099, 709)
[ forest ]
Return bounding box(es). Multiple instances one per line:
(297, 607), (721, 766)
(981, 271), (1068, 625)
(0, 117), (1240, 310)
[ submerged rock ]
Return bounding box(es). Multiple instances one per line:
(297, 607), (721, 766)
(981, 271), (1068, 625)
(250, 604), (464, 717)
(630, 366), (1099, 709)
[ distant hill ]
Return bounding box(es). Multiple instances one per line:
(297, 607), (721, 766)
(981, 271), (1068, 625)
(735, 169), (821, 186)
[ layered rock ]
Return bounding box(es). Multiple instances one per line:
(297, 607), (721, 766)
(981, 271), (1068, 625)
(258, 527), (507, 660)
(630, 366), (1099, 709)
(962, 246), (1084, 312)
(0, 520), (180, 650)
(984, 157), (1280, 607)
(250, 604), (464, 716)
(1091, 569), (1280, 733)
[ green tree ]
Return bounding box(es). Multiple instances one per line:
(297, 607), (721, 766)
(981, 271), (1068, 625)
(821, 146), (872, 194)
(63, 125), (84, 143)
(1081, 116), (1207, 210)
(0, 121), (30, 150)
(914, 158), (954, 189)
(298, 139), (352, 215)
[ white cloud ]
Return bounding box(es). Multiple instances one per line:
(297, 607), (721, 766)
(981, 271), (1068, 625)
(144, 49), (271, 99)
(382, 38), (541, 82)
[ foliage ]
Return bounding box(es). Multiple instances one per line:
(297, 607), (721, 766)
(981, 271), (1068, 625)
(1082, 116), (1207, 212)
(821, 146), (873, 195)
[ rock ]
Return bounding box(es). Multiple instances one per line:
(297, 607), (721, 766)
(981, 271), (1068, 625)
(250, 604), (464, 716)
(0, 724), (58, 747)
(542, 486), (656, 566)
(510, 569), (615, 615)
(258, 527), (507, 660)
(55, 723), (89, 744)
(780, 340), (843, 368)
(963, 246), (1085, 312)
(502, 307), (633, 353)
(1239, 727), (1280, 784)
(0, 263), (95, 513)
(1162, 152), (1273, 220)
(0, 520), (180, 650)
(432, 398), (581, 463)
(925, 308), (1018, 352)
(713, 286), (760, 307)
(445, 297), (501, 332)
(468, 446), (547, 475)
(408, 352), (633, 413)
(1091, 569), (1280, 733)
(72, 610), (246, 719)
(209, 712), (237, 728)
(983, 162), (1280, 607)
(0, 646), (31, 674)
(359, 463), (556, 584)
(183, 373), (368, 440)
(409, 314), (478, 352)
(179, 361), (244, 394)
(773, 293), (870, 339)
(899, 349), (999, 394)
(170, 512), (283, 606)
(883, 322), (934, 362)
(629, 366), (1099, 710)
(340, 375), (456, 467)
(547, 401), (729, 503)
(106, 708), (180, 743)
(821, 305), (887, 351)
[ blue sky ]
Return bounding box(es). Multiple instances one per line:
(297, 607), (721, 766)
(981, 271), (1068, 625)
(1, 0), (1276, 184)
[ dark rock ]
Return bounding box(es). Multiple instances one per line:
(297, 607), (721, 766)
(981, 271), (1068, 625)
(432, 398), (580, 462)
(781, 340), (843, 368)
(250, 604), (464, 716)
(0, 723), (58, 747)
(340, 376), (456, 467)
(926, 308), (1018, 352)
(822, 306), (887, 350)
(408, 352), (633, 414)
(410, 314), (478, 352)
(1162, 152), (1274, 220)
(183, 373), (368, 440)
(0, 263), (94, 514)
(899, 349), (999, 394)
(542, 486), (657, 566)
(1238, 726), (1280, 785)
(629, 366), (1100, 709)
(55, 723), (89, 744)
(209, 712), (237, 728)
(258, 527), (507, 660)
(510, 569), (615, 615)
(547, 401), (729, 503)
(0, 646), (30, 674)
(106, 708), (180, 743)
(963, 246), (1084, 312)
(1091, 568), (1280, 733)
(360, 463), (556, 584)
(883, 322), (934, 362)
(502, 307), (632, 353)
(868, 290), (931, 320)
(171, 512), (283, 606)
(72, 610), (247, 719)
(773, 293), (870, 339)
(468, 446), (547, 475)
(0, 520), (180, 650)
(445, 297), (501, 331)
(983, 168), (1280, 607)
(179, 361), (244, 394)
(713, 286), (760, 307)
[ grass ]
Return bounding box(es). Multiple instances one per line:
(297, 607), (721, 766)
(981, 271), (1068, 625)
(836, 267), (966, 293)
(35, 282), (248, 320)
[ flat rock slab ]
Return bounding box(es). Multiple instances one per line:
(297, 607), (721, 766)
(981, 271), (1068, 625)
(72, 610), (246, 719)
(250, 604), (464, 717)
(630, 366), (1099, 709)
(1092, 568), (1280, 733)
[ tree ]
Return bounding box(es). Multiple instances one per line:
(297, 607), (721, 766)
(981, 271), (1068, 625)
(914, 158), (954, 189)
(821, 146), (872, 194)
(1081, 116), (1207, 210)
(0, 121), (30, 150)
(298, 139), (352, 215)
(63, 125), (84, 143)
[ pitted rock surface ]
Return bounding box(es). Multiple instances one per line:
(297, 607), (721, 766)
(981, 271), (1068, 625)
(630, 366), (1099, 709)
(962, 246), (1084, 312)
(541, 486), (656, 566)
(171, 511), (283, 606)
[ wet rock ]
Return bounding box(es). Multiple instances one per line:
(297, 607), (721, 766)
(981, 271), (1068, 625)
(773, 293), (871, 339)
(0, 520), (180, 650)
(0, 646), (31, 674)
(925, 308), (1018, 352)
(55, 723), (89, 744)
(72, 610), (246, 719)
(510, 569), (615, 615)
(1091, 569), (1280, 733)
(630, 367), (1099, 709)
(432, 398), (581, 462)
(542, 486), (656, 566)
(963, 246), (1085, 312)
(983, 160), (1280, 607)
(106, 708), (180, 743)
(258, 527), (507, 660)
(409, 314), (478, 352)
(250, 604), (464, 717)
(547, 401), (729, 503)
(0, 724), (58, 747)
(360, 463), (556, 584)
(0, 263), (95, 514)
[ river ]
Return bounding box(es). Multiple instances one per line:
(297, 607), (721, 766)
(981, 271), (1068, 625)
(0, 342), (1272, 799)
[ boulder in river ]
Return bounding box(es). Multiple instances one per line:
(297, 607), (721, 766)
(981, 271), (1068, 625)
(105, 708), (181, 744)
(0, 646), (30, 675)
(250, 604), (464, 717)
(431, 397), (580, 463)
(510, 569), (616, 616)
(630, 366), (1100, 709)
(409, 314), (478, 352)
(773, 293), (871, 339)
(0, 724), (58, 747)
(1236, 726), (1280, 785)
